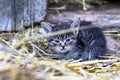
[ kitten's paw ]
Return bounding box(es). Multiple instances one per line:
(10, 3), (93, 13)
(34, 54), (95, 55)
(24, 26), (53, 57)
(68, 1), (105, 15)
(80, 52), (96, 61)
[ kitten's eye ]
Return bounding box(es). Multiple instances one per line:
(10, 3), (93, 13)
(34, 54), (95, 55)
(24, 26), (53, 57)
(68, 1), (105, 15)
(66, 39), (70, 42)
(49, 39), (54, 42)
(71, 37), (75, 40)
(54, 40), (60, 43)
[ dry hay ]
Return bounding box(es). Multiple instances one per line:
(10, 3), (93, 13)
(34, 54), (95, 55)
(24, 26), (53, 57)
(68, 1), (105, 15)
(0, 26), (120, 80)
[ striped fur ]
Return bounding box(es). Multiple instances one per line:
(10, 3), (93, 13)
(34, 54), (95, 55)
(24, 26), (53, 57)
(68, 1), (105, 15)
(41, 21), (107, 61)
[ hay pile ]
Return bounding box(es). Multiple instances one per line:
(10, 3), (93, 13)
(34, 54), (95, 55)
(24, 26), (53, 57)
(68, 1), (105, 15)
(0, 27), (120, 80)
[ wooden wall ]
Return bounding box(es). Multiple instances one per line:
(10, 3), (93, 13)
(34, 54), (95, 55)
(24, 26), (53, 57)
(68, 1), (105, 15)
(0, 0), (47, 31)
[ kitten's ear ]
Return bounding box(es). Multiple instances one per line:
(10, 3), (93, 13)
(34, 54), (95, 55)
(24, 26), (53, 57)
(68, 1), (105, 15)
(70, 20), (80, 36)
(41, 22), (52, 34)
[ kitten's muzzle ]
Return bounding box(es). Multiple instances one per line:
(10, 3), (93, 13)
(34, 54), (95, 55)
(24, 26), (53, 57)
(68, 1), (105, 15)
(60, 45), (65, 49)
(60, 42), (66, 49)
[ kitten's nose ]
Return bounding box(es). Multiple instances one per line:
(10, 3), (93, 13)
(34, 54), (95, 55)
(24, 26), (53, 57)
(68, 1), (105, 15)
(60, 43), (65, 49)
(61, 46), (65, 49)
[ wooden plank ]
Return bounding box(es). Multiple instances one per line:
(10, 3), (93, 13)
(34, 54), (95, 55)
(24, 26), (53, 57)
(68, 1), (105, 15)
(0, 0), (47, 31)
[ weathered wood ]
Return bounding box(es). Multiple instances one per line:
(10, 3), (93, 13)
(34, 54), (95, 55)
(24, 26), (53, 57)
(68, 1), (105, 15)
(0, 0), (47, 31)
(46, 10), (120, 31)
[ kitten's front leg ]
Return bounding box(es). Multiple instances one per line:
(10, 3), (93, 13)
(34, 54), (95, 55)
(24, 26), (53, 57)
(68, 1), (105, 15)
(80, 52), (90, 61)
(65, 50), (82, 60)
(57, 54), (66, 60)
(80, 50), (96, 61)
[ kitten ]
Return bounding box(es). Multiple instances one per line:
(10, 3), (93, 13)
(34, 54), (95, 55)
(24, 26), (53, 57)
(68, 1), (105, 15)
(41, 20), (107, 61)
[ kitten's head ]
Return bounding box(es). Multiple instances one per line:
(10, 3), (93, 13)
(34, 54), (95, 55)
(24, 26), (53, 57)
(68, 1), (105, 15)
(41, 20), (80, 54)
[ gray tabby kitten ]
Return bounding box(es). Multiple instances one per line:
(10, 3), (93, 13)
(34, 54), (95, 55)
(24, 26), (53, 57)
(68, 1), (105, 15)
(41, 20), (106, 61)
